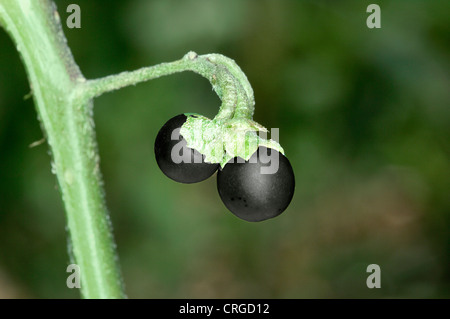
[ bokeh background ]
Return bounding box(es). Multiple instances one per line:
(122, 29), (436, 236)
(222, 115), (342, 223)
(0, 0), (449, 298)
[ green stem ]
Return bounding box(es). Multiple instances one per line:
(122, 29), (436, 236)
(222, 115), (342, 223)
(0, 0), (256, 299)
(86, 51), (254, 121)
(0, 0), (124, 298)
(202, 54), (255, 119)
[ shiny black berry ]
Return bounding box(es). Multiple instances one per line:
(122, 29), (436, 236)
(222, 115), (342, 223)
(154, 114), (219, 183)
(217, 147), (295, 222)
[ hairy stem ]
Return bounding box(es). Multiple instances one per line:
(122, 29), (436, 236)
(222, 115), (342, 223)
(0, 0), (256, 299)
(86, 51), (254, 120)
(0, 0), (124, 298)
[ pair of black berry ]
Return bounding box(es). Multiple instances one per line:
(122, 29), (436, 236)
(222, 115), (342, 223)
(154, 114), (295, 222)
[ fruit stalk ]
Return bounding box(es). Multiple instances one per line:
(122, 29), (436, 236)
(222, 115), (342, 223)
(85, 51), (254, 121)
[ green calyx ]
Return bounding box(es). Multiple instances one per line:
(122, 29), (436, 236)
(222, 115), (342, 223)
(179, 52), (284, 167)
(180, 115), (284, 168)
(181, 115), (284, 168)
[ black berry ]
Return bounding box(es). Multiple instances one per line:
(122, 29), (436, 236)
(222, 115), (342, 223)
(154, 114), (219, 183)
(217, 147), (295, 222)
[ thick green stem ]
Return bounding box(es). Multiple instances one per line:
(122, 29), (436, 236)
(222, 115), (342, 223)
(0, 0), (124, 298)
(0, 0), (257, 299)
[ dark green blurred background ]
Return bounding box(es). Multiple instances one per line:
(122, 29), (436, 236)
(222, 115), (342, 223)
(0, 0), (449, 298)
